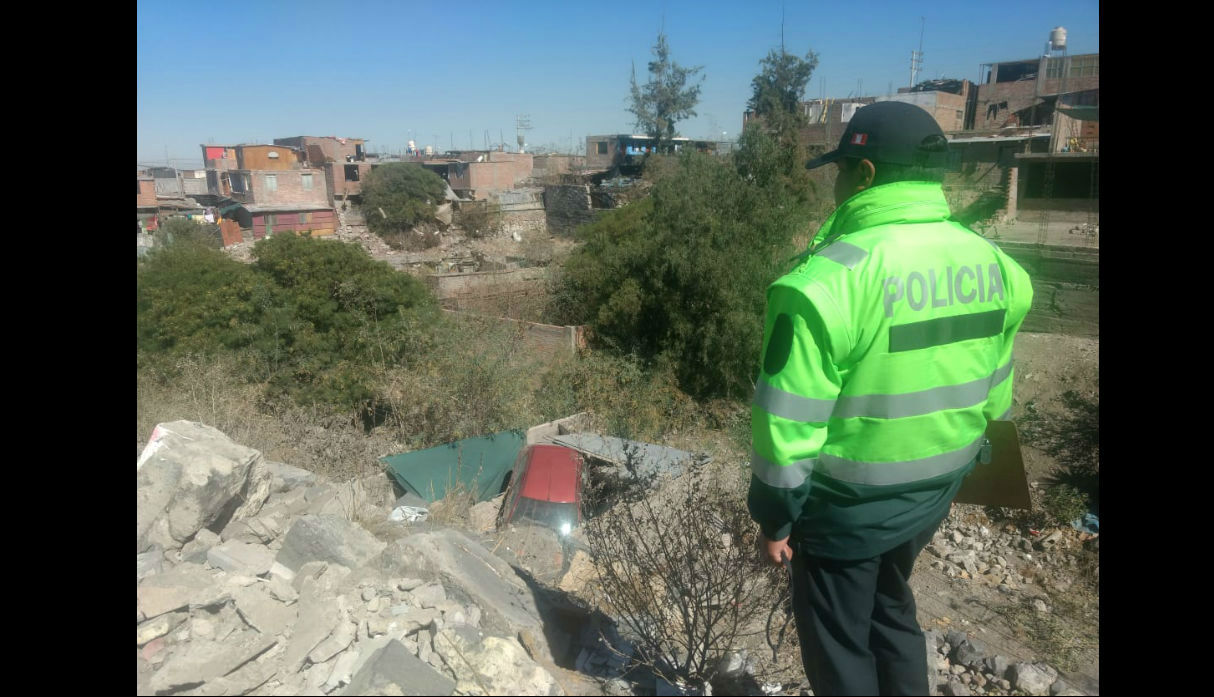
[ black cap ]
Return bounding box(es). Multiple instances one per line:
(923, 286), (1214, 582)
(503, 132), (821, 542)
(805, 101), (950, 170)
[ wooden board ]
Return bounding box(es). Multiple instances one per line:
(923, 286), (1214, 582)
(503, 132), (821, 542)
(953, 420), (1032, 509)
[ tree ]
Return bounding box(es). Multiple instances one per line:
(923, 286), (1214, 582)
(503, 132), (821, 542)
(360, 163), (447, 238)
(157, 217), (223, 249)
(741, 47), (820, 203)
(747, 48), (819, 134)
(550, 149), (811, 400)
(628, 32), (704, 154)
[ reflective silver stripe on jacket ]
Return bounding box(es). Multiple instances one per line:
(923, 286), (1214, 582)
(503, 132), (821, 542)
(750, 449), (815, 489)
(815, 241), (868, 269)
(833, 357), (1013, 420)
(754, 379), (835, 423)
(816, 435), (984, 486)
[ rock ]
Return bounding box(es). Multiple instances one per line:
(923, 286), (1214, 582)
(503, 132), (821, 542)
(996, 678), (1012, 690)
(207, 540), (275, 576)
(559, 549), (596, 593)
(1049, 679), (1073, 696)
(342, 641), (456, 694)
(468, 497), (502, 534)
(383, 529), (555, 663)
(265, 573), (299, 604)
(275, 515), (387, 574)
(717, 650), (747, 677)
(137, 421), (271, 553)
(950, 664), (966, 675)
(137, 564), (229, 618)
(952, 531), (964, 544)
(945, 630), (968, 648)
(1009, 663), (1055, 695)
(231, 584), (297, 636)
(942, 681), (970, 696)
(432, 626), (561, 696)
(221, 512), (287, 545)
(180, 529), (222, 564)
(973, 673), (987, 688)
(412, 583), (447, 609)
(983, 655), (1010, 677)
(1033, 599), (1049, 613)
(138, 545), (164, 580)
(951, 638), (987, 668)
(309, 619), (358, 664)
(388, 606), (441, 635)
(265, 460), (320, 493)
(281, 590), (344, 673)
(137, 611), (187, 646)
(397, 577), (425, 592)
(148, 631), (278, 694)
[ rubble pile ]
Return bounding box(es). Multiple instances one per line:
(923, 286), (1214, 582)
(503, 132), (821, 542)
(137, 421), (565, 696)
(928, 508), (1098, 597)
(925, 630), (1085, 697)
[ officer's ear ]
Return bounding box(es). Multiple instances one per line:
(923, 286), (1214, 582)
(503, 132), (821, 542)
(856, 159), (876, 189)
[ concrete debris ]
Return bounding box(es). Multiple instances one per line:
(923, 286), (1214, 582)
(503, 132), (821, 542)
(207, 540), (276, 576)
(135, 424), (1093, 697)
(148, 631), (278, 695)
(558, 549), (596, 593)
(137, 564), (229, 618)
(341, 638), (455, 696)
(179, 528), (222, 564)
(467, 495), (503, 533)
(232, 584), (297, 636)
(274, 514), (387, 574)
(432, 626), (562, 696)
(137, 421), (271, 554)
(138, 611), (188, 646)
(412, 582), (447, 609)
(138, 545), (164, 581)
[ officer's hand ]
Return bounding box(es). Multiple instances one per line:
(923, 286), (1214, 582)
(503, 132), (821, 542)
(760, 534), (793, 567)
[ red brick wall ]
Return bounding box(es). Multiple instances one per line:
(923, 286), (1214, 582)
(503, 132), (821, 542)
(247, 169), (330, 207)
(251, 209), (336, 238)
(137, 179), (157, 207)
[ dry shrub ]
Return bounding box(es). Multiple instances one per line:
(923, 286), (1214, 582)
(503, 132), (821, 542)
(583, 453), (782, 687)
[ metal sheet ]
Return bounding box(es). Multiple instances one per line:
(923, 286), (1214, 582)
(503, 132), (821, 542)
(551, 433), (702, 479)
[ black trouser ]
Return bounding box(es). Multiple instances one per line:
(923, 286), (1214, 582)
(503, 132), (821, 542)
(790, 517), (943, 696)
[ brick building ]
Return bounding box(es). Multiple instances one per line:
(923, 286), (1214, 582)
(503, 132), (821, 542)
(975, 53), (1098, 130)
(437, 151), (534, 200)
(202, 142), (337, 245)
(273, 136), (370, 204)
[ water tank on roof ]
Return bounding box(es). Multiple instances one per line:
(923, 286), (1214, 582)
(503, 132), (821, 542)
(1049, 27), (1067, 51)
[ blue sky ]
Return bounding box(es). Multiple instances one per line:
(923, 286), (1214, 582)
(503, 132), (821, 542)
(137, 0), (1098, 169)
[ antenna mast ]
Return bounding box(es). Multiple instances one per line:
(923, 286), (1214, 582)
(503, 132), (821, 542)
(515, 114), (533, 154)
(909, 17), (925, 87)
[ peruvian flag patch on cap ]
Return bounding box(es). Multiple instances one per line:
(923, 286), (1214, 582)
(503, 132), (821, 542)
(851, 133), (868, 145)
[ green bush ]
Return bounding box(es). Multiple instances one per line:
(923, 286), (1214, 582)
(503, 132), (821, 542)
(137, 235), (437, 412)
(360, 163), (447, 237)
(137, 243), (274, 354)
(159, 217), (223, 249)
(550, 141), (814, 400)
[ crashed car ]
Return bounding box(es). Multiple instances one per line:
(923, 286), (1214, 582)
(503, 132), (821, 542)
(499, 444), (584, 535)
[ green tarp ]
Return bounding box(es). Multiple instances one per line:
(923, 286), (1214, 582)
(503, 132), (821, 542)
(380, 430), (525, 504)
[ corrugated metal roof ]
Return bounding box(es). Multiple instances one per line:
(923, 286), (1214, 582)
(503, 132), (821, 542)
(947, 132), (1051, 144)
(551, 433), (703, 479)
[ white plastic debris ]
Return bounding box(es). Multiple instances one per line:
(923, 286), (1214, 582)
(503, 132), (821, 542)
(388, 505), (429, 523)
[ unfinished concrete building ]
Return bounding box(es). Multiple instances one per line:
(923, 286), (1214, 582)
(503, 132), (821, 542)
(975, 53), (1098, 130)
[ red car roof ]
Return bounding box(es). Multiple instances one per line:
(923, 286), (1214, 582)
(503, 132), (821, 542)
(517, 445), (581, 504)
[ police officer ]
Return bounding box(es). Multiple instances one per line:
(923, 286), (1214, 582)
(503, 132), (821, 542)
(747, 101), (1032, 695)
